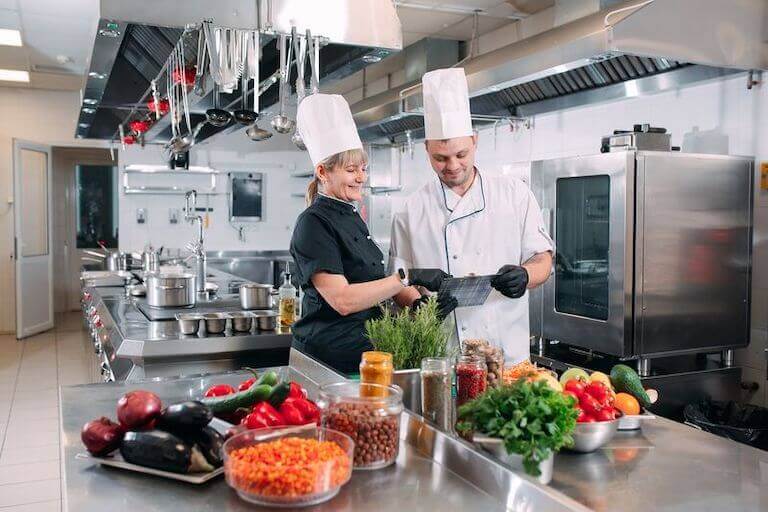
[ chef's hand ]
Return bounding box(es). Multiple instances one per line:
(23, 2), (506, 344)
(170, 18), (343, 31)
(412, 293), (459, 321)
(408, 268), (451, 292)
(491, 264), (529, 299)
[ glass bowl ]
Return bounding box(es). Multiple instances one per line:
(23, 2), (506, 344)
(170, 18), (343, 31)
(318, 381), (403, 470)
(223, 426), (354, 508)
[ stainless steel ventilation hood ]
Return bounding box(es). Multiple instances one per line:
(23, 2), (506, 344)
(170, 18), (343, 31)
(353, 0), (768, 141)
(77, 0), (402, 141)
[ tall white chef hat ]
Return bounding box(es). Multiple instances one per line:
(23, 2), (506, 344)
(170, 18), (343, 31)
(296, 93), (363, 167)
(422, 67), (473, 140)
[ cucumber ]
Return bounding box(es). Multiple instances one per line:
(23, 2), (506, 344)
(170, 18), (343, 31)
(267, 381), (291, 408)
(610, 364), (651, 407)
(200, 369), (276, 414)
(254, 369), (279, 387)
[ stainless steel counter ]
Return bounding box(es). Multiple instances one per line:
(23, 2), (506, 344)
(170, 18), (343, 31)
(61, 350), (586, 512)
(61, 349), (768, 511)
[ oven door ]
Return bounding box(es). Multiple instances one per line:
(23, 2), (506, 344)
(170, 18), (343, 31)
(534, 151), (635, 357)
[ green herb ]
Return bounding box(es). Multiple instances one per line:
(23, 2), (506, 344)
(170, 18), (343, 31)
(456, 380), (578, 476)
(364, 297), (452, 370)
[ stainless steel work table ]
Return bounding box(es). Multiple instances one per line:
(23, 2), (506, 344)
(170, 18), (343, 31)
(61, 350), (768, 511)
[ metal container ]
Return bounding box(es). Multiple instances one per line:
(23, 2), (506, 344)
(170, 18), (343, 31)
(229, 312), (253, 332)
(106, 251), (128, 271)
(146, 272), (197, 308)
(203, 313), (227, 334)
(142, 250), (160, 273)
(617, 413), (655, 431)
(239, 283), (274, 310)
(568, 419), (619, 453)
(393, 369), (421, 415)
(473, 435), (554, 485)
(251, 312), (278, 330)
(175, 313), (202, 335)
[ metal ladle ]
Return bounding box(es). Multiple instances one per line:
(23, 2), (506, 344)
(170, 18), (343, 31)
(206, 84), (231, 127)
(233, 73), (258, 125)
(291, 30), (307, 150)
(271, 32), (295, 134)
(245, 30), (273, 141)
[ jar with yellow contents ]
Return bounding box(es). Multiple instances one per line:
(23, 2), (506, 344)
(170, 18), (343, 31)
(359, 351), (393, 398)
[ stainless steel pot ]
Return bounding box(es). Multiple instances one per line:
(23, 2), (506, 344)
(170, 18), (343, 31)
(106, 251), (128, 271)
(239, 283), (274, 310)
(146, 272), (196, 308)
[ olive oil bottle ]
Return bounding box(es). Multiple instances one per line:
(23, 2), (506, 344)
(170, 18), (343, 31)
(278, 263), (297, 327)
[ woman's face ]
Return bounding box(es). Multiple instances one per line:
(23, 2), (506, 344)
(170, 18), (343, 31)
(318, 159), (367, 202)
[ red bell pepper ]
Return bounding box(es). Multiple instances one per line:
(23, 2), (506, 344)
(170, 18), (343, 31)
(243, 411), (271, 430)
(253, 401), (285, 427)
(288, 382), (307, 400)
(238, 378), (257, 392)
(288, 397), (320, 424)
(204, 384), (235, 398)
(278, 400), (306, 426)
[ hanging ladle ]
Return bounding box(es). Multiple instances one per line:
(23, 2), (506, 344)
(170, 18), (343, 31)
(291, 30), (308, 150)
(271, 32), (295, 134)
(206, 83), (231, 127)
(245, 30), (273, 141)
(233, 73), (258, 125)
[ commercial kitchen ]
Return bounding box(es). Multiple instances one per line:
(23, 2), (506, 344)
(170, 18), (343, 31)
(0, 0), (767, 510)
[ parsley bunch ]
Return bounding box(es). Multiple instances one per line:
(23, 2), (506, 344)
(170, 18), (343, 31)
(456, 379), (578, 476)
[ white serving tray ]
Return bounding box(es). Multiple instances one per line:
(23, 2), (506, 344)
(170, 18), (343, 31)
(75, 452), (224, 484)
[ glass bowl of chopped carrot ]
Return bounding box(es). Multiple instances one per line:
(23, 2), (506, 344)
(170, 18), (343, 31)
(223, 426), (354, 507)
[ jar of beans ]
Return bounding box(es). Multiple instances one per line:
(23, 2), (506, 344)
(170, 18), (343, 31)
(318, 382), (403, 470)
(455, 355), (487, 407)
(461, 338), (504, 389)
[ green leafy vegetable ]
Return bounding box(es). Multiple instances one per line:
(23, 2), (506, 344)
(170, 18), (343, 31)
(456, 379), (578, 476)
(364, 297), (452, 370)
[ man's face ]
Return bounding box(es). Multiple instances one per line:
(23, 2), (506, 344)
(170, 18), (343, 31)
(425, 135), (477, 188)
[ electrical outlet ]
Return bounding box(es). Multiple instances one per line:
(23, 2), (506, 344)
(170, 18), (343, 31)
(136, 208), (147, 224)
(169, 208), (180, 224)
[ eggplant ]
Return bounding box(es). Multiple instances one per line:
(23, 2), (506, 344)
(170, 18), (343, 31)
(157, 401), (213, 433)
(120, 430), (213, 474)
(182, 426), (224, 468)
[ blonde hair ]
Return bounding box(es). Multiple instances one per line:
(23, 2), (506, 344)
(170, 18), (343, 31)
(306, 147), (369, 206)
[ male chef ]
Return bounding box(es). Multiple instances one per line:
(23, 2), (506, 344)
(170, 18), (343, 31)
(390, 68), (554, 364)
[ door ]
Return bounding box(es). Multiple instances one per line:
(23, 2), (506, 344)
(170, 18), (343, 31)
(14, 140), (53, 338)
(532, 151), (635, 357)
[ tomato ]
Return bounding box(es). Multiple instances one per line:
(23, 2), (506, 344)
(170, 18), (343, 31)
(581, 415), (597, 423)
(204, 384), (235, 397)
(585, 381), (610, 403)
(238, 378), (257, 392)
(564, 379), (586, 397)
(576, 407), (590, 423)
(579, 393), (602, 415)
(595, 407), (616, 422)
(287, 382), (307, 400)
(562, 390), (580, 405)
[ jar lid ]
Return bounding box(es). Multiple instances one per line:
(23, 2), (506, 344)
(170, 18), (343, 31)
(361, 351), (393, 364)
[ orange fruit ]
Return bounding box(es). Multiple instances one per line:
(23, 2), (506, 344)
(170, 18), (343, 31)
(614, 393), (640, 416)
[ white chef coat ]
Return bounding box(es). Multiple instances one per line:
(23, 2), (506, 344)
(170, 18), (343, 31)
(389, 169), (554, 363)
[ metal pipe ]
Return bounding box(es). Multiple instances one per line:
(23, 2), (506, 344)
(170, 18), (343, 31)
(722, 349), (734, 368)
(637, 357), (651, 377)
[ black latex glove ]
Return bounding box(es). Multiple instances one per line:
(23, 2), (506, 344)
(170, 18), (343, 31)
(409, 268), (452, 292)
(490, 264), (529, 299)
(412, 293), (459, 322)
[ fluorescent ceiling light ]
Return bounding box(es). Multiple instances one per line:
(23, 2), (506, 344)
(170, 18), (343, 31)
(0, 29), (22, 47)
(0, 69), (29, 82)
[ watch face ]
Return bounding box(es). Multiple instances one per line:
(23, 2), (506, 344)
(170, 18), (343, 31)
(398, 268), (406, 280)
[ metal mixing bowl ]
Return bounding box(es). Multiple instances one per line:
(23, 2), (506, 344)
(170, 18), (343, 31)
(569, 419), (619, 453)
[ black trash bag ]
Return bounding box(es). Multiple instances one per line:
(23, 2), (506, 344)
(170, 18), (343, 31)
(684, 399), (768, 449)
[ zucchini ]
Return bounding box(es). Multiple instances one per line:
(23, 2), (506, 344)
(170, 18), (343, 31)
(120, 430), (213, 474)
(267, 381), (291, 408)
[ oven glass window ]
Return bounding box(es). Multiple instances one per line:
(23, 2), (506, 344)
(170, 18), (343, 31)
(555, 175), (609, 320)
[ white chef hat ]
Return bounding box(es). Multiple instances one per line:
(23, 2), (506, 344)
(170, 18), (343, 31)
(296, 94), (363, 167)
(422, 67), (473, 140)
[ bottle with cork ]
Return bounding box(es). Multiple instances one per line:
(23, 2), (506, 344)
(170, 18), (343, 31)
(278, 262), (297, 327)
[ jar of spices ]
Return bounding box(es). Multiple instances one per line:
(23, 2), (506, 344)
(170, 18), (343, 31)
(359, 351), (393, 398)
(420, 357), (452, 431)
(455, 355), (488, 407)
(318, 381), (403, 470)
(462, 339), (504, 389)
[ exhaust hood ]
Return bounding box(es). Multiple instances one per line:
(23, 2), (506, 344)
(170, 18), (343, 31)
(353, 0), (768, 141)
(77, 0), (402, 141)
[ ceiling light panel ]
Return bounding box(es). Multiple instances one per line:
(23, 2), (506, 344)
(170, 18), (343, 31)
(0, 28), (22, 46)
(0, 68), (29, 81)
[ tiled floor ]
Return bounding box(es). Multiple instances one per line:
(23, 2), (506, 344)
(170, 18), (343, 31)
(0, 312), (92, 512)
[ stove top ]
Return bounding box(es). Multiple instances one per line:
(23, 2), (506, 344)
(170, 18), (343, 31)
(135, 295), (249, 321)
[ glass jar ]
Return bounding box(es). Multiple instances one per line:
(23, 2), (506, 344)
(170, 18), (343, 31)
(318, 381), (403, 470)
(420, 357), (452, 431)
(455, 355), (488, 407)
(359, 351), (393, 397)
(461, 339), (504, 389)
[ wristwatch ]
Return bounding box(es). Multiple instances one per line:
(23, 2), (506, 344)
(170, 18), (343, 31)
(397, 268), (409, 287)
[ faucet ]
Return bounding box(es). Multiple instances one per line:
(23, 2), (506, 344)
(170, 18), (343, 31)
(184, 190), (206, 294)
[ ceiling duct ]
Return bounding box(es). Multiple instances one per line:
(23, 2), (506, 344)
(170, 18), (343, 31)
(353, 0), (768, 141)
(77, 0), (402, 141)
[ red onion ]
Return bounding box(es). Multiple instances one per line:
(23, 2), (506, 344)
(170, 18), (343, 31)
(117, 390), (162, 430)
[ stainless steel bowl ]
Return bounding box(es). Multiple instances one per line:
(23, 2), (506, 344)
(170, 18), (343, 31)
(229, 312), (253, 332)
(569, 419), (619, 453)
(202, 313), (227, 334)
(175, 313), (201, 335)
(252, 312), (278, 330)
(473, 434), (554, 484)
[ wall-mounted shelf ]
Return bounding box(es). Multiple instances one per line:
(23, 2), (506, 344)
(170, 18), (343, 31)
(122, 165), (219, 195)
(290, 192), (306, 198)
(290, 170), (314, 178)
(368, 186), (402, 195)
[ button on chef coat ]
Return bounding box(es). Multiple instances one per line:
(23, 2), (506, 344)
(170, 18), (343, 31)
(290, 194), (386, 374)
(389, 170), (554, 364)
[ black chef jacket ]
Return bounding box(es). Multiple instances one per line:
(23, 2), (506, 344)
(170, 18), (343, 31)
(289, 195), (387, 374)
